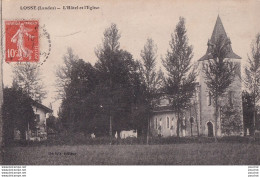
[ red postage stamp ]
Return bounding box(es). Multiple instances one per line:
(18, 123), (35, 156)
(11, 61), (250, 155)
(5, 20), (39, 62)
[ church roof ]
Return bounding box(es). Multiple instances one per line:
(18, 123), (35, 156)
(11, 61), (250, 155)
(198, 15), (241, 61)
(210, 15), (227, 44)
(153, 105), (174, 113)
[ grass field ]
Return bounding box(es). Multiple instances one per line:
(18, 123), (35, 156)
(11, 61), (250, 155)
(2, 143), (260, 165)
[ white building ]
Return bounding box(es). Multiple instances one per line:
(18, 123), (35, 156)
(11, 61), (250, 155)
(15, 100), (53, 141)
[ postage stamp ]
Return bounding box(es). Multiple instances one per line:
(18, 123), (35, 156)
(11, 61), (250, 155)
(5, 20), (39, 62)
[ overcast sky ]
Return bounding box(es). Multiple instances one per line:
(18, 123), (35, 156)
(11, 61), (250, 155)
(2, 0), (260, 115)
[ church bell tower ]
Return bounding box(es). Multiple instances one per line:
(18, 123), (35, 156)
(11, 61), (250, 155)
(198, 15), (243, 137)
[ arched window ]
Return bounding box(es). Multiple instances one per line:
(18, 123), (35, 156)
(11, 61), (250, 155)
(229, 91), (234, 107)
(207, 91), (211, 106)
(207, 122), (214, 137)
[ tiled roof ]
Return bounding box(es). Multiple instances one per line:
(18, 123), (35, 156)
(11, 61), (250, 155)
(31, 99), (53, 113)
(199, 51), (241, 61)
(199, 15), (241, 61)
(210, 15), (227, 44)
(153, 105), (174, 113)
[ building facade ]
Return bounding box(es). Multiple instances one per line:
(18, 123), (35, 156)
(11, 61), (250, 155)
(150, 16), (244, 137)
(150, 86), (200, 137)
(14, 101), (52, 141)
(30, 101), (53, 140)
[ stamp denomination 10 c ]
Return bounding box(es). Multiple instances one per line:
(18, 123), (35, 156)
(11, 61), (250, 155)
(5, 20), (39, 62)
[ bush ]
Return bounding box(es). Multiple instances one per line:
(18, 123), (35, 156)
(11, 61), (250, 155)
(5, 133), (260, 147)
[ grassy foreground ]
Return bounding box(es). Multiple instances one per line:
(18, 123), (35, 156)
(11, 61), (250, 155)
(2, 143), (260, 165)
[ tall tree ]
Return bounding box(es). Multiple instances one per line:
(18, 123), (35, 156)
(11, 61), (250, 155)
(56, 47), (79, 99)
(162, 17), (197, 137)
(202, 35), (238, 140)
(59, 59), (98, 132)
(12, 63), (46, 103)
(95, 23), (140, 138)
(139, 38), (163, 143)
(95, 23), (121, 138)
(244, 33), (260, 136)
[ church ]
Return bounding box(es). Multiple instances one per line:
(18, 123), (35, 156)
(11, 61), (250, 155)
(149, 16), (244, 137)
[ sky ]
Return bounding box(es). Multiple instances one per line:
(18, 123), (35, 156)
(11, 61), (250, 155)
(2, 0), (260, 116)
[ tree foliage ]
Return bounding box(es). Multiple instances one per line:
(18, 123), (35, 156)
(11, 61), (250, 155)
(221, 105), (243, 136)
(12, 63), (46, 103)
(46, 115), (63, 134)
(59, 59), (98, 132)
(2, 87), (35, 143)
(244, 33), (260, 98)
(162, 17), (197, 137)
(202, 35), (238, 99)
(139, 38), (163, 100)
(58, 24), (142, 136)
(138, 38), (163, 142)
(242, 91), (254, 135)
(56, 48), (79, 99)
(202, 34), (238, 139)
(94, 23), (141, 135)
(244, 33), (260, 135)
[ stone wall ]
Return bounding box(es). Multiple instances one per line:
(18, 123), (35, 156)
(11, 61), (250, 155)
(198, 61), (216, 136)
(219, 61), (243, 136)
(150, 106), (200, 137)
(150, 111), (177, 137)
(198, 59), (243, 137)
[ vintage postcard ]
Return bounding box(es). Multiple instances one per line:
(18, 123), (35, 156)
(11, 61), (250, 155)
(0, 0), (259, 173)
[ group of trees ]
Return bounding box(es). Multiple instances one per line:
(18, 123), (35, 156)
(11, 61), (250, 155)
(57, 18), (199, 138)
(244, 33), (260, 135)
(2, 16), (259, 144)
(57, 17), (260, 139)
(2, 63), (47, 143)
(57, 25), (143, 136)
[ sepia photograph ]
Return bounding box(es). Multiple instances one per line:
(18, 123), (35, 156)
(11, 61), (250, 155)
(0, 0), (259, 168)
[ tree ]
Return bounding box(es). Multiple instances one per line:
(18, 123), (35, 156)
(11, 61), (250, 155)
(244, 33), (260, 136)
(59, 59), (98, 132)
(202, 35), (238, 140)
(56, 47), (79, 99)
(12, 63), (46, 103)
(139, 38), (163, 143)
(221, 105), (243, 136)
(57, 26), (141, 136)
(95, 23), (141, 138)
(2, 87), (35, 144)
(56, 48), (99, 133)
(242, 91), (254, 136)
(162, 17), (197, 137)
(46, 115), (63, 134)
